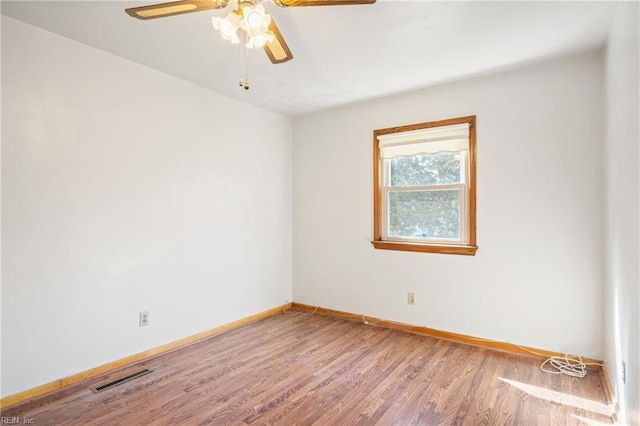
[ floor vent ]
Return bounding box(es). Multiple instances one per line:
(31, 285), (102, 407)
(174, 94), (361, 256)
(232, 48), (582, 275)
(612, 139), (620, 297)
(92, 369), (153, 393)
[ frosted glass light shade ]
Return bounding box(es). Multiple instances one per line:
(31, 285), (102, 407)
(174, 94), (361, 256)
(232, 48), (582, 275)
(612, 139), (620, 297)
(212, 11), (241, 44)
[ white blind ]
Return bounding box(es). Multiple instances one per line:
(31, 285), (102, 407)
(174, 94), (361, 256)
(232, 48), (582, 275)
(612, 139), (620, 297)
(378, 123), (470, 158)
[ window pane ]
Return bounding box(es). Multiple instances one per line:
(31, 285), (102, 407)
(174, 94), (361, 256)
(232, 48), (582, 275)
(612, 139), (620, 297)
(388, 189), (460, 239)
(389, 152), (462, 187)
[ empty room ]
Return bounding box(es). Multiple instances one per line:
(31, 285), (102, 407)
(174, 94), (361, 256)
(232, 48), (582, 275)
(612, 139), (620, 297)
(1, 0), (638, 424)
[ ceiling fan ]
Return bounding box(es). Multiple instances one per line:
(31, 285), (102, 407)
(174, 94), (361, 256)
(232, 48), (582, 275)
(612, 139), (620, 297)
(126, 0), (376, 89)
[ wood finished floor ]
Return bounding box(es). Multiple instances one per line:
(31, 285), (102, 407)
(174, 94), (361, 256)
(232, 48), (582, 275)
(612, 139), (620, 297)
(2, 311), (613, 425)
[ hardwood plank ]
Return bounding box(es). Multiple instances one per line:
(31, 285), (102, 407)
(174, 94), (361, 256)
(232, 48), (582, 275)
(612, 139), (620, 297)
(0, 303), (292, 409)
(1, 311), (613, 425)
(291, 303), (604, 364)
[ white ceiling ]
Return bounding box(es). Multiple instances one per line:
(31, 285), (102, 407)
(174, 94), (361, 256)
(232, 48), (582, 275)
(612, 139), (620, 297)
(1, 0), (617, 116)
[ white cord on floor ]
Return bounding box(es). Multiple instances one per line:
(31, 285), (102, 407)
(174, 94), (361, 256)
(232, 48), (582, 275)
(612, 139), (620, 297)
(540, 352), (587, 378)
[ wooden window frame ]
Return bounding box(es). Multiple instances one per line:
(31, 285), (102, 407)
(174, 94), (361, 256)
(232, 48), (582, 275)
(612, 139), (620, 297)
(372, 115), (478, 256)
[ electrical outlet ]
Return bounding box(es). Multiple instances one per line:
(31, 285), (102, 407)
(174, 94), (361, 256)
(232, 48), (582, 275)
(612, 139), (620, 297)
(407, 292), (415, 305)
(139, 311), (149, 327)
(622, 361), (626, 384)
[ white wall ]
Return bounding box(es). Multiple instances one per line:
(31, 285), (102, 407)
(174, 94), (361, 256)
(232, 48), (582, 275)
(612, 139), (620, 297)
(293, 54), (604, 356)
(1, 17), (292, 397)
(604, 2), (640, 424)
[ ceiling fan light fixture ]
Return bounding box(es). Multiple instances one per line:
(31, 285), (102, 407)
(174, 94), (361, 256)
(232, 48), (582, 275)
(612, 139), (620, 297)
(245, 8), (265, 29)
(128, 0), (375, 89)
(212, 11), (241, 43)
(240, 4), (271, 32)
(247, 30), (274, 48)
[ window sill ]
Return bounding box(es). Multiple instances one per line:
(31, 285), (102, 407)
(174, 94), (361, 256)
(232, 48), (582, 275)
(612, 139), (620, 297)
(371, 240), (478, 256)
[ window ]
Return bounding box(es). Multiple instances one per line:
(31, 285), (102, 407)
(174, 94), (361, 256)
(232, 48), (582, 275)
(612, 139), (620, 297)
(372, 116), (477, 255)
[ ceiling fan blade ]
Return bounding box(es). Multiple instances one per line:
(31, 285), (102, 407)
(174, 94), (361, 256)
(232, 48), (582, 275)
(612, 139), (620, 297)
(264, 19), (293, 64)
(272, 0), (375, 7)
(125, 0), (230, 20)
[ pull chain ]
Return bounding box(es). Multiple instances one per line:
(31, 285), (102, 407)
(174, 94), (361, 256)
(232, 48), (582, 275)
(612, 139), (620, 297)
(239, 31), (249, 90)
